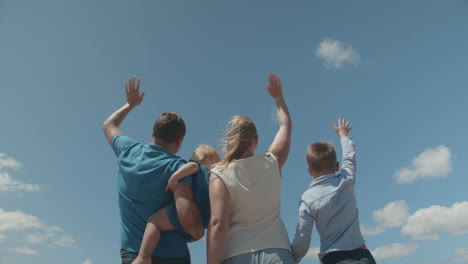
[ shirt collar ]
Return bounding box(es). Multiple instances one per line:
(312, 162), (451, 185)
(310, 172), (337, 187)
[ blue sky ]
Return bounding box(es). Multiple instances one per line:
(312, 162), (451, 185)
(1, 0), (468, 263)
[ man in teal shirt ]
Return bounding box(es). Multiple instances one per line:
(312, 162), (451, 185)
(103, 77), (203, 264)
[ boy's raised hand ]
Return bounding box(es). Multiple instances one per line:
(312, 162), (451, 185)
(125, 76), (145, 109)
(266, 73), (283, 99)
(333, 118), (352, 138)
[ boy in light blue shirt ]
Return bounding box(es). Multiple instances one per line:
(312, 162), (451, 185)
(291, 119), (376, 264)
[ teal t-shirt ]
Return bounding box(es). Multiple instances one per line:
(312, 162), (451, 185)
(112, 135), (193, 258)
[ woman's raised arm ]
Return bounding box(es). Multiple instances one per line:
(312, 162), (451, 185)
(266, 73), (292, 170)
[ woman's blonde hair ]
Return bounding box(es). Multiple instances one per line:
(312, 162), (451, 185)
(217, 115), (257, 169)
(191, 144), (218, 165)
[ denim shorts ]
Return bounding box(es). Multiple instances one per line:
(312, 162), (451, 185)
(321, 248), (376, 264)
(120, 249), (191, 264)
(222, 248), (296, 264)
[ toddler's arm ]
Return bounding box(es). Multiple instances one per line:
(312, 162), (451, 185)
(333, 118), (356, 180)
(165, 161), (200, 192)
(291, 201), (315, 263)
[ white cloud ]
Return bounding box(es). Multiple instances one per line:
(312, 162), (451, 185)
(0, 208), (76, 249)
(0, 208), (46, 232)
(394, 145), (451, 184)
(372, 243), (420, 259)
(402, 201), (468, 241)
(0, 153), (39, 192)
(361, 200), (409, 236)
(0, 153), (21, 170)
(454, 248), (468, 262)
(373, 200), (409, 228)
(82, 259), (93, 264)
(5, 246), (38, 255)
(304, 247), (320, 259)
(360, 224), (385, 236)
(315, 39), (360, 69)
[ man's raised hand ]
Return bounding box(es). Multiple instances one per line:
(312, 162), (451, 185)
(125, 76), (145, 108)
(333, 118), (352, 138)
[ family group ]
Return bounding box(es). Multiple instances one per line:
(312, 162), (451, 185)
(102, 74), (377, 264)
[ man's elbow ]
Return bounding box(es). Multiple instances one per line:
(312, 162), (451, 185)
(178, 207), (204, 240)
(102, 120), (113, 134)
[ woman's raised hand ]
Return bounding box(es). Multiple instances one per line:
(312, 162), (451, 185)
(266, 73), (283, 99)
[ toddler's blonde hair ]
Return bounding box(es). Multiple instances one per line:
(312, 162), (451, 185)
(191, 144), (219, 165)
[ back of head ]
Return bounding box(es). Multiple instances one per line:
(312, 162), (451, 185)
(152, 112), (186, 143)
(306, 141), (337, 174)
(217, 115), (257, 169)
(191, 144), (219, 169)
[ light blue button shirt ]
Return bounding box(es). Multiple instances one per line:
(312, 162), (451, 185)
(291, 136), (365, 262)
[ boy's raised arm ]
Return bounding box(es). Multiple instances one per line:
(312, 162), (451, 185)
(102, 77), (145, 145)
(333, 118), (356, 179)
(165, 161), (200, 192)
(266, 73), (292, 170)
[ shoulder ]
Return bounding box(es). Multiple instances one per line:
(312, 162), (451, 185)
(300, 185), (321, 207)
(112, 134), (136, 146)
(112, 135), (140, 156)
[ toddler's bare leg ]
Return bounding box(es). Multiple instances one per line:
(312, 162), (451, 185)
(131, 209), (174, 264)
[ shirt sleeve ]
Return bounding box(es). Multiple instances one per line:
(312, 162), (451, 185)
(111, 135), (137, 157)
(340, 136), (356, 181)
(291, 200), (315, 263)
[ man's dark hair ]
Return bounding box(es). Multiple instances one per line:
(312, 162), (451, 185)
(152, 112), (186, 143)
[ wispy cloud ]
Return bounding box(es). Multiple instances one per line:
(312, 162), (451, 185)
(5, 246), (38, 255)
(0, 208), (77, 249)
(0, 153), (39, 192)
(372, 243), (420, 260)
(82, 259), (93, 264)
(315, 39), (360, 69)
(360, 224), (385, 236)
(0, 234), (6, 243)
(361, 200), (409, 236)
(402, 201), (468, 241)
(50, 235), (77, 249)
(394, 145), (451, 184)
(454, 248), (468, 262)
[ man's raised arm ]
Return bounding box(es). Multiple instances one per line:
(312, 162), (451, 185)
(102, 76), (145, 145)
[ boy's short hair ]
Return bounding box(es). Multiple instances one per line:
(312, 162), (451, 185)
(191, 144), (218, 164)
(306, 141), (337, 173)
(152, 112), (186, 143)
